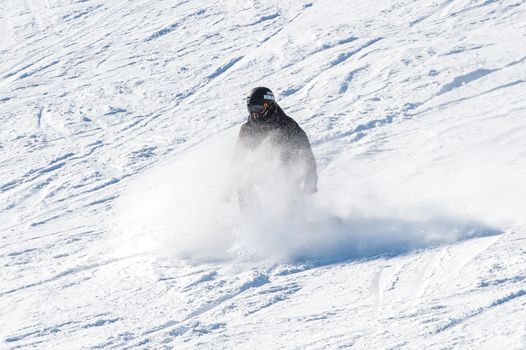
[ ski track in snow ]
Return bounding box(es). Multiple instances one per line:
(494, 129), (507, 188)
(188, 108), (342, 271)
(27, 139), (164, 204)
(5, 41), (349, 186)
(1, 0), (526, 349)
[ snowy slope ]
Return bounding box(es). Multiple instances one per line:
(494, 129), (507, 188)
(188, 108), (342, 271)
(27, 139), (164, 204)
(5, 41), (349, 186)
(1, 0), (526, 349)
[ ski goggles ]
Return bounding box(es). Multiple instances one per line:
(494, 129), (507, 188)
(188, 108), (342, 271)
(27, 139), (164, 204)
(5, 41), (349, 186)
(247, 103), (266, 116)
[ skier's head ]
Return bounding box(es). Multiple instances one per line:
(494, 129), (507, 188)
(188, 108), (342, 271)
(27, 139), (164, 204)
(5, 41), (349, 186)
(246, 87), (276, 121)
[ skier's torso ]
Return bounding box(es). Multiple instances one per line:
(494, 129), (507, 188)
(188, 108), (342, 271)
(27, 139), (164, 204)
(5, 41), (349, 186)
(235, 105), (318, 194)
(239, 114), (306, 152)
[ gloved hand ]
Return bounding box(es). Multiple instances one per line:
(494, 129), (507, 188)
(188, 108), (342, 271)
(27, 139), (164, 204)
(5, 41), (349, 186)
(303, 184), (318, 195)
(303, 172), (318, 196)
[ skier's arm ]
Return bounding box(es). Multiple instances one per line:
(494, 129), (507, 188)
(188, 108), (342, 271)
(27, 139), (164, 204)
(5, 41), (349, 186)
(223, 125), (250, 201)
(232, 124), (249, 164)
(294, 126), (318, 194)
(303, 144), (318, 194)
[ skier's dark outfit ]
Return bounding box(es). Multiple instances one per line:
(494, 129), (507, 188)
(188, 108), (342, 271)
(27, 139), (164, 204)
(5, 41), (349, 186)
(233, 87), (318, 210)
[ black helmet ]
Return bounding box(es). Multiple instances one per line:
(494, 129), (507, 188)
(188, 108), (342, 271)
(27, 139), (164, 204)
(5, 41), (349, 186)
(246, 87), (276, 118)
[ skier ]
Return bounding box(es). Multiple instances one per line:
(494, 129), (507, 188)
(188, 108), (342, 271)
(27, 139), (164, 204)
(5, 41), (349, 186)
(232, 87), (318, 212)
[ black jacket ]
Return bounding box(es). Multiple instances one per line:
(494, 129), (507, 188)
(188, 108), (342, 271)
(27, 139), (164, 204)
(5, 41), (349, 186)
(233, 104), (318, 193)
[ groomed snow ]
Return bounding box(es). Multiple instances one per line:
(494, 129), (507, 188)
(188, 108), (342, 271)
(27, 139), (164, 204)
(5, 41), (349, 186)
(1, 0), (526, 349)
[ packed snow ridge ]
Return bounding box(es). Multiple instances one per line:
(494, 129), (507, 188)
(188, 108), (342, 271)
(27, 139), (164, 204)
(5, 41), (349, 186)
(1, 0), (526, 349)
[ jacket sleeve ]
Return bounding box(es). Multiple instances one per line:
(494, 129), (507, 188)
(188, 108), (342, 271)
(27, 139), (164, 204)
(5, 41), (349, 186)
(232, 124), (249, 163)
(223, 124), (250, 199)
(292, 125), (318, 193)
(303, 142), (318, 193)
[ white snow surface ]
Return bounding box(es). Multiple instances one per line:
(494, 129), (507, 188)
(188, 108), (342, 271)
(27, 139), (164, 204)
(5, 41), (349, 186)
(1, 0), (526, 348)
